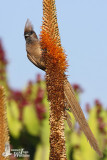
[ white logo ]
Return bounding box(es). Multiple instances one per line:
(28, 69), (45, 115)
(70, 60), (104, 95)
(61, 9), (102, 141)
(2, 142), (12, 157)
(2, 142), (30, 158)
(11, 148), (30, 158)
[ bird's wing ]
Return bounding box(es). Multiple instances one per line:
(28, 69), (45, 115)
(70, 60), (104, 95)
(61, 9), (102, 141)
(27, 52), (46, 71)
(64, 78), (103, 157)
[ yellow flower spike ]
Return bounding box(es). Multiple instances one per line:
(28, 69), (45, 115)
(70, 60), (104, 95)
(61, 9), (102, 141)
(0, 86), (9, 160)
(42, 0), (61, 46)
(40, 0), (68, 159)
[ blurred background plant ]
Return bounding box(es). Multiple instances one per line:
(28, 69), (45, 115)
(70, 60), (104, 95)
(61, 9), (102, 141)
(0, 39), (107, 160)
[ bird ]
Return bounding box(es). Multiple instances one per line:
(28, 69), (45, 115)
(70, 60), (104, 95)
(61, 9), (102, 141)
(24, 19), (103, 157)
(2, 142), (12, 158)
(24, 19), (45, 71)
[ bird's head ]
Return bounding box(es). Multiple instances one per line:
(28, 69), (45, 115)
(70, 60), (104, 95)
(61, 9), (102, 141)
(24, 19), (38, 43)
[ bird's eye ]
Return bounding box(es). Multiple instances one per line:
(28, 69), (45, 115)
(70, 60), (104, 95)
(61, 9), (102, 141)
(24, 30), (34, 40)
(30, 31), (34, 34)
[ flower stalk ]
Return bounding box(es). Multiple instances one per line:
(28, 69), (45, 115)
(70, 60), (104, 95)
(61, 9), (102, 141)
(0, 40), (8, 90)
(40, 0), (68, 159)
(0, 86), (9, 160)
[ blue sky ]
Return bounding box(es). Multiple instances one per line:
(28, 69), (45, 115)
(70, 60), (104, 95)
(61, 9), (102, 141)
(0, 0), (107, 109)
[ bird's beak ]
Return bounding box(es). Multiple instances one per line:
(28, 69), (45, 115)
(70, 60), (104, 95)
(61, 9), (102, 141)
(24, 33), (29, 39)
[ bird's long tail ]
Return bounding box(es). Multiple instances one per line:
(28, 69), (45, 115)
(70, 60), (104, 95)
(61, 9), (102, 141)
(64, 79), (103, 157)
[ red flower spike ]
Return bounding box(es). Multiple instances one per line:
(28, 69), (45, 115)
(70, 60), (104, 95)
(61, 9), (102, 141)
(86, 103), (91, 113)
(0, 39), (8, 64)
(35, 87), (44, 104)
(35, 103), (46, 120)
(36, 74), (41, 83)
(26, 80), (33, 96)
(95, 99), (102, 107)
(72, 84), (83, 93)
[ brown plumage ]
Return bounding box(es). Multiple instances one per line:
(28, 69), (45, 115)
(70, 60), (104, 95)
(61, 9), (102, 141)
(64, 78), (103, 157)
(24, 19), (103, 157)
(24, 19), (45, 71)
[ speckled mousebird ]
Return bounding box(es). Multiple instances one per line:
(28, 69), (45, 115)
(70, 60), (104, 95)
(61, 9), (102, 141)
(24, 19), (103, 157)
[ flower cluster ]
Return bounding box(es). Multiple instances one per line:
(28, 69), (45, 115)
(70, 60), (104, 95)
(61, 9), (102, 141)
(0, 40), (8, 88)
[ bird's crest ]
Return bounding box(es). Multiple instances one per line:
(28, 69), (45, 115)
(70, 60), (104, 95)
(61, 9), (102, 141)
(24, 19), (33, 33)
